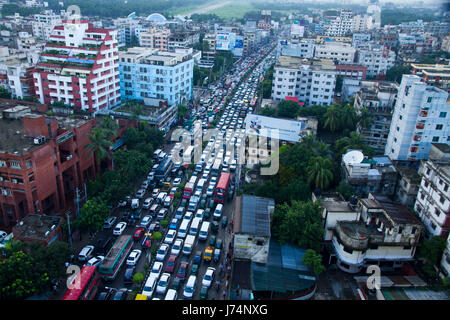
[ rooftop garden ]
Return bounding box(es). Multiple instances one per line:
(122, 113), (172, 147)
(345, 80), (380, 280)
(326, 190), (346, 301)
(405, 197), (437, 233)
(40, 59), (94, 69)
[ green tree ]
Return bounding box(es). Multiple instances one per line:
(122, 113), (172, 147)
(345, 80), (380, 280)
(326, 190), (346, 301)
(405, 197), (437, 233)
(259, 105), (277, 117)
(339, 103), (357, 130)
(113, 149), (152, 183)
(302, 249), (325, 276)
(132, 272), (145, 285)
(85, 128), (112, 173)
(0, 87), (11, 99)
(277, 100), (299, 118)
(75, 198), (110, 232)
(0, 251), (49, 299)
(271, 201), (323, 251)
(334, 131), (374, 161)
(306, 156), (334, 190)
(178, 104), (189, 119)
(358, 107), (373, 130)
(130, 103), (144, 129)
(324, 105), (340, 132)
(152, 232), (163, 242)
(336, 181), (356, 200)
(100, 116), (119, 140)
(386, 65), (411, 83)
(420, 236), (447, 265)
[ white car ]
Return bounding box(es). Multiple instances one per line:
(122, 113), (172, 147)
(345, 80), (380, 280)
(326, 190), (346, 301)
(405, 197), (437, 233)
(78, 245), (95, 262)
(164, 229), (177, 245)
(113, 222), (127, 236)
(171, 239), (183, 256)
(152, 189), (160, 199)
(156, 273), (171, 295)
(173, 177), (182, 187)
(84, 255), (104, 267)
(202, 267), (215, 288)
(195, 209), (204, 222)
(206, 185), (215, 197)
(150, 261), (163, 280)
(126, 249), (142, 266)
(140, 215), (152, 228)
(156, 244), (169, 261)
(143, 198), (153, 210)
(136, 189), (146, 199)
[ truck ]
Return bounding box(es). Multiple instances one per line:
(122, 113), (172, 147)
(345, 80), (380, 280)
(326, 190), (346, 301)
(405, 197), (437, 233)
(203, 246), (214, 262)
(182, 235), (196, 256)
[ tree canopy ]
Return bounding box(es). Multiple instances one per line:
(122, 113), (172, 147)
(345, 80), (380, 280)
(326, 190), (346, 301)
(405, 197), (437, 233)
(271, 201), (323, 251)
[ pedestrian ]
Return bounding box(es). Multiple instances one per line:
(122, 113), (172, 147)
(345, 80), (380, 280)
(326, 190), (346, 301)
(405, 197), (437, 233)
(53, 285), (57, 292)
(219, 263), (224, 274)
(227, 265), (231, 273)
(225, 280), (228, 288)
(223, 290), (226, 299)
(65, 262), (70, 269)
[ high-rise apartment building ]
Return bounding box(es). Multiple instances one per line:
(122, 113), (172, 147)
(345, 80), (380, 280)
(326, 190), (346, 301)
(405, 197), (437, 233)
(33, 20), (121, 112)
(385, 75), (450, 161)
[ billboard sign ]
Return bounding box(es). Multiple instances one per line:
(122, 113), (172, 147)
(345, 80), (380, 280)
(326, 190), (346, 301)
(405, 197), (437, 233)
(244, 114), (306, 143)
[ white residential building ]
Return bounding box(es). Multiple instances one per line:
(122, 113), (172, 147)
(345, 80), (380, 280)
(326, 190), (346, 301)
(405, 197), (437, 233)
(414, 143), (450, 238)
(32, 10), (61, 41)
(277, 39), (315, 59)
(314, 42), (356, 64)
(272, 55), (337, 106)
(325, 10), (354, 37)
(331, 193), (423, 274)
(357, 45), (396, 78)
(441, 234), (450, 277)
(385, 75), (450, 161)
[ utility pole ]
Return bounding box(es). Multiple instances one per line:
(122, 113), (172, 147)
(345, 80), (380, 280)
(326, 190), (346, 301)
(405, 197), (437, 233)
(66, 211), (73, 248)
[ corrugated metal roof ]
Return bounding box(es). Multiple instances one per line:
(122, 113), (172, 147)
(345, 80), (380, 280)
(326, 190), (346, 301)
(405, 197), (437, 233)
(251, 240), (315, 293)
(240, 195), (274, 237)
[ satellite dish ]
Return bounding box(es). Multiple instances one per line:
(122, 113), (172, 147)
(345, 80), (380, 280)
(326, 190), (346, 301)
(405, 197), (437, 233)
(343, 150), (364, 165)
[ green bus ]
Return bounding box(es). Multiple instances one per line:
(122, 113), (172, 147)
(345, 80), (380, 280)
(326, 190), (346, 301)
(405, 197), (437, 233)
(98, 235), (133, 280)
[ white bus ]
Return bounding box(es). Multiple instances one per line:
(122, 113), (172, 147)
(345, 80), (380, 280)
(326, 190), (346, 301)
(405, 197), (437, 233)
(183, 145), (195, 165)
(211, 159), (222, 177)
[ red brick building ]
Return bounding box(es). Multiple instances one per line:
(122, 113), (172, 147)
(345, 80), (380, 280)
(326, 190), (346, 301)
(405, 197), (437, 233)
(0, 101), (96, 229)
(336, 64), (367, 80)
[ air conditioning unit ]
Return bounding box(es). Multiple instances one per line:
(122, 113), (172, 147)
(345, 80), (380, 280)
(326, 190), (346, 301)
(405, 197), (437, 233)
(0, 177), (3, 181)
(2, 189), (7, 196)
(66, 155), (72, 161)
(83, 115), (89, 120)
(33, 136), (45, 145)
(11, 179), (17, 184)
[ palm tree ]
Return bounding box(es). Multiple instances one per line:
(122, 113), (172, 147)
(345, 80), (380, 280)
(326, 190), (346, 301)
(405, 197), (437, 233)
(324, 105), (340, 132)
(85, 128), (112, 174)
(101, 116), (119, 140)
(340, 103), (357, 130)
(306, 156), (334, 190)
(358, 107), (373, 130)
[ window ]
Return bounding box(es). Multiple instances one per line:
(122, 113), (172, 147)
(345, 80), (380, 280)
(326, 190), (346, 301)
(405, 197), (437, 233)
(435, 208), (441, 217)
(439, 112), (447, 118)
(436, 124), (443, 130)
(432, 136), (439, 142)
(427, 97), (432, 103)
(343, 246), (353, 254)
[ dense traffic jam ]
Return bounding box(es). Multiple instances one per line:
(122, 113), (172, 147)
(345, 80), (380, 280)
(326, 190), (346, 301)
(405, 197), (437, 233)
(65, 41), (277, 301)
